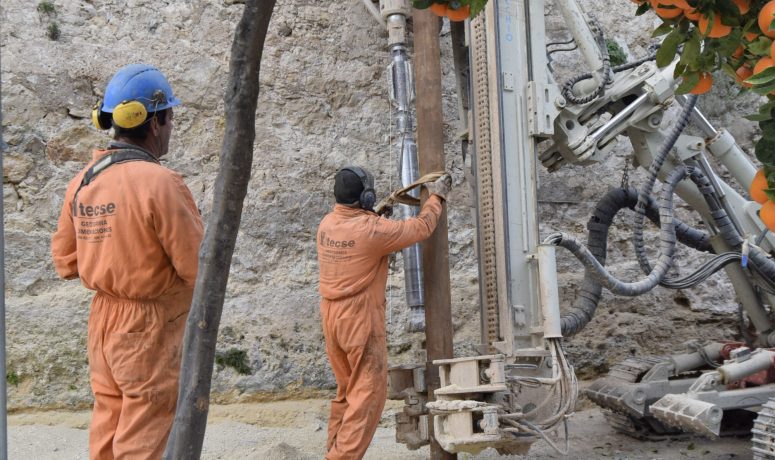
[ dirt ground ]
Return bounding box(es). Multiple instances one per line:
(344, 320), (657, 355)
(8, 398), (750, 459)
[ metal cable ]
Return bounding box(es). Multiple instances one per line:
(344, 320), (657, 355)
(661, 252), (741, 289)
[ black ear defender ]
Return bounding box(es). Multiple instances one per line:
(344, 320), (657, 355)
(342, 166), (376, 211)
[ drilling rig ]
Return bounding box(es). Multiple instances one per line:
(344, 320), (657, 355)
(367, 0), (775, 457)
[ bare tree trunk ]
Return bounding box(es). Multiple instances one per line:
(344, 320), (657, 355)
(164, 1), (276, 458)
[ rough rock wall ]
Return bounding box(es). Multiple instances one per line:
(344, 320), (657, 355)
(0, 0), (761, 410)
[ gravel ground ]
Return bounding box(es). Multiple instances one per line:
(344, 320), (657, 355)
(7, 399), (751, 459)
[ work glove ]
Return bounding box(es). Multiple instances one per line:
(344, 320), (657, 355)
(377, 204), (394, 218)
(425, 173), (452, 201)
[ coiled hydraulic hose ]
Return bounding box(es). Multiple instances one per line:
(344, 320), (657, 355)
(560, 187), (712, 336)
(557, 163), (775, 336)
(626, 102), (775, 290)
(547, 166), (703, 296)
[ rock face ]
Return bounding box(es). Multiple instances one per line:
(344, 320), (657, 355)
(0, 0), (762, 409)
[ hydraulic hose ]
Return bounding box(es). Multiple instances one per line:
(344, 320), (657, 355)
(557, 163), (775, 337)
(547, 166), (698, 298)
(561, 16), (612, 105)
(561, 53), (657, 106)
(633, 94), (698, 275)
(560, 186), (711, 336)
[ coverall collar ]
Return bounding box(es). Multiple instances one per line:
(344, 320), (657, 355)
(333, 204), (374, 216)
(93, 141), (159, 163)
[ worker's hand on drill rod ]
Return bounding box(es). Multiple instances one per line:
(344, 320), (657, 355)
(426, 173), (452, 201)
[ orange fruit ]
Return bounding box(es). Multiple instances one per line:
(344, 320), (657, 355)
(661, 0), (690, 8)
(737, 64), (754, 88)
(745, 31), (759, 42)
(732, 45), (745, 59)
(446, 4), (470, 21)
(650, 0), (683, 19)
(430, 3), (447, 16)
(734, 0), (750, 14)
(684, 8), (701, 21)
(759, 1), (775, 38)
(689, 72), (713, 94)
(751, 169), (770, 204)
(662, 0), (691, 10)
(759, 200), (775, 231)
(698, 13), (732, 38)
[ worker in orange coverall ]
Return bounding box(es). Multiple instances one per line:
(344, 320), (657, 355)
(51, 64), (203, 459)
(317, 165), (452, 459)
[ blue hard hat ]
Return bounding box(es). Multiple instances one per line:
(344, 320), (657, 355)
(102, 64), (180, 113)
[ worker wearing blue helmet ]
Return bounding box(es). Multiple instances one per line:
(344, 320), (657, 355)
(52, 64), (203, 459)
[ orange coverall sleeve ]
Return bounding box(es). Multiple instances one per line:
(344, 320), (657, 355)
(373, 194), (443, 256)
(51, 191), (79, 280)
(151, 173), (204, 287)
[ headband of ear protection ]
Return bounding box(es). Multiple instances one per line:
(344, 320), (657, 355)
(340, 165), (376, 211)
(91, 64), (180, 131)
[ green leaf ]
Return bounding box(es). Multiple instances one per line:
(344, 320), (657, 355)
(715, 0), (739, 19)
(755, 135), (775, 165)
(745, 112), (774, 122)
(635, 2), (650, 16)
(412, 0), (434, 8)
(742, 18), (758, 36)
(748, 37), (773, 57)
(761, 100), (775, 115)
(652, 23), (674, 38)
(680, 31), (701, 71)
(745, 66), (775, 85)
(753, 81), (775, 95)
(469, 0), (487, 17)
(657, 29), (684, 68)
(764, 164), (775, 181)
(674, 62), (688, 77)
(761, 119), (775, 137)
(765, 188), (775, 202)
(675, 72), (700, 95)
(721, 62), (737, 80)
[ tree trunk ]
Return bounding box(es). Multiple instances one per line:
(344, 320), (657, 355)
(163, 1), (276, 458)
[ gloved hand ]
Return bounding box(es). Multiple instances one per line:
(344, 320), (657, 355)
(377, 204), (393, 218)
(425, 173), (452, 201)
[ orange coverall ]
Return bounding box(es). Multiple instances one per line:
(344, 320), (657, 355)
(51, 148), (203, 459)
(317, 195), (443, 460)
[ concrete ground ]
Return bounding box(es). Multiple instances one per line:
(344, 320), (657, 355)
(8, 399), (750, 459)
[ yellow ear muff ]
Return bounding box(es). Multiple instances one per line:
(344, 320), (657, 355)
(91, 105), (103, 130)
(92, 101), (110, 130)
(112, 100), (148, 129)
